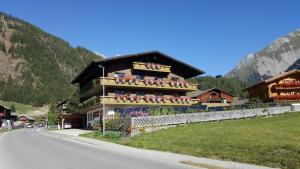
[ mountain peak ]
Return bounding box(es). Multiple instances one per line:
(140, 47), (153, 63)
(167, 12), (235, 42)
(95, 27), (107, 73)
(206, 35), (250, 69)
(227, 29), (300, 83)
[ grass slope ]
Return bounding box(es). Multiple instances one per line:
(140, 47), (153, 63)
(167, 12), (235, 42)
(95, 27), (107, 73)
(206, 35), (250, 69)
(81, 112), (300, 169)
(0, 100), (36, 114)
(0, 128), (8, 134)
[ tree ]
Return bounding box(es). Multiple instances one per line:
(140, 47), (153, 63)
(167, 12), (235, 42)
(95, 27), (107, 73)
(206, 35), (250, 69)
(0, 12), (99, 106)
(10, 104), (16, 113)
(67, 88), (81, 114)
(47, 102), (59, 125)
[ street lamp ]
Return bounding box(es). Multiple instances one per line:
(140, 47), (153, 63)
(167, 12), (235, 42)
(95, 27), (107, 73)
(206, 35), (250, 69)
(98, 65), (105, 135)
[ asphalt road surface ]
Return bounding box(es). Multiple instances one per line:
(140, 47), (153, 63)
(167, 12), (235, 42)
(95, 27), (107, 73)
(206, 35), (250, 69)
(0, 128), (195, 169)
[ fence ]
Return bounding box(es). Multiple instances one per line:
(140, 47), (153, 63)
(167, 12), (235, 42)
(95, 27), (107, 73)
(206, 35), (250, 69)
(115, 105), (208, 117)
(113, 102), (287, 118)
(130, 106), (291, 128)
(104, 105), (294, 137)
(47, 125), (59, 130)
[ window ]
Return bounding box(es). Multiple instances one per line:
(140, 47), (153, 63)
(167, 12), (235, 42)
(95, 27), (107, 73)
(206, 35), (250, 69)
(87, 113), (93, 121)
(133, 74), (145, 80)
(171, 77), (180, 81)
(114, 72), (125, 78)
(115, 90), (125, 95)
(154, 77), (163, 81)
(136, 91), (145, 96)
(211, 93), (217, 96)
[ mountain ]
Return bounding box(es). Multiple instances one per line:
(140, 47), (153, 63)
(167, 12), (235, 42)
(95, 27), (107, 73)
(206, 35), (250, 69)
(226, 29), (300, 84)
(286, 57), (300, 71)
(0, 12), (101, 106)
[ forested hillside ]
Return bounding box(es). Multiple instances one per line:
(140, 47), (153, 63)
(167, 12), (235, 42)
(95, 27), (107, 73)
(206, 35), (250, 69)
(0, 12), (100, 106)
(189, 76), (249, 99)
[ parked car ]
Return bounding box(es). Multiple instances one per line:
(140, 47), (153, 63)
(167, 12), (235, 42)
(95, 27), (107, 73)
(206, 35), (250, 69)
(64, 122), (72, 129)
(25, 123), (33, 128)
(38, 123), (45, 128)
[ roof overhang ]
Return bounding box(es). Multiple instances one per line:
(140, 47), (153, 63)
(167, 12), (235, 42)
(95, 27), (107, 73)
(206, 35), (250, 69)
(72, 51), (205, 84)
(243, 69), (300, 91)
(188, 88), (234, 98)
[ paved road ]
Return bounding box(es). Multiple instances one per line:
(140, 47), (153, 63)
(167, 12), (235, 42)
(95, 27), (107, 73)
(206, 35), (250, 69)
(0, 128), (196, 169)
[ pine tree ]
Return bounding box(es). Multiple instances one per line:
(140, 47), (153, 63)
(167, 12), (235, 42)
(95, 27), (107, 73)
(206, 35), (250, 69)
(10, 104), (16, 113)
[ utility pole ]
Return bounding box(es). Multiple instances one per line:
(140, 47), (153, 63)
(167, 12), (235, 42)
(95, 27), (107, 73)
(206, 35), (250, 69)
(98, 65), (105, 135)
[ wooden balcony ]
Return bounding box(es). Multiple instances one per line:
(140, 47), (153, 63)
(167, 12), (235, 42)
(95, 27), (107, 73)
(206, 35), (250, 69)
(274, 94), (300, 101)
(133, 62), (171, 73)
(81, 95), (199, 112)
(274, 82), (300, 90)
(101, 77), (198, 91)
(80, 77), (198, 98)
(101, 96), (199, 105)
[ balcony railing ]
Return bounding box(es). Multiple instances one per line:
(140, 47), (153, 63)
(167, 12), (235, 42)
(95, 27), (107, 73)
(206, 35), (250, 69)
(80, 77), (198, 98)
(81, 95), (199, 111)
(274, 82), (300, 90)
(102, 77), (197, 90)
(275, 94), (300, 100)
(133, 62), (171, 73)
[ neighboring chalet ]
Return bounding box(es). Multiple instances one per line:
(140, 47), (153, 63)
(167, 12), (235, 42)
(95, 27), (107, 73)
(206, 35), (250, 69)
(244, 69), (300, 103)
(56, 99), (85, 129)
(188, 88), (234, 107)
(72, 51), (204, 127)
(0, 105), (11, 127)
(18, 116), (34, 124)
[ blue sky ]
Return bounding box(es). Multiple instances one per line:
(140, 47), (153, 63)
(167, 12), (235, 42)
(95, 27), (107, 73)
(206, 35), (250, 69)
(1, 0), (300, 76)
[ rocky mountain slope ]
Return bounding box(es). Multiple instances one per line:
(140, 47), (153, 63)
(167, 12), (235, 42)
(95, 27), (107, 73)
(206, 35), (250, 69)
(0, 12), (100, 106)
(227, 29), (300, 84)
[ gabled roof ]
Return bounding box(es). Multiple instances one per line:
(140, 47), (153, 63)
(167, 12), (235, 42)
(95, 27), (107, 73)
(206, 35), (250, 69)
(72, 51), (205, 84)
(187, 88), (234, 98)
(243, 69), (300, 91)
(18, 116), (34, 120)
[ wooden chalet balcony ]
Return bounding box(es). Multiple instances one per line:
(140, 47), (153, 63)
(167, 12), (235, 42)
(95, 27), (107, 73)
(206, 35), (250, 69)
(274, 82), (300, 90)
(101, 77), (198, 90)
(81, 95), (199, 112)
(80, 77), (198, 98)
(133, 62), (171, 73)
(274, 94), (300, 101)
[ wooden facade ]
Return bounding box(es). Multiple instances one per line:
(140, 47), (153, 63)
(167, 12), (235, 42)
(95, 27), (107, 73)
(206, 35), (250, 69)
(188, 88), (234, 108)
(0, 105), (11, 127)
(244, 69), (300, 102)
(0, 105), (10, 119)
(72, 51), (204, 127)
(56, 99), (85, 129)
(17, 116), (34, 123)
(189, 88), (234, 104)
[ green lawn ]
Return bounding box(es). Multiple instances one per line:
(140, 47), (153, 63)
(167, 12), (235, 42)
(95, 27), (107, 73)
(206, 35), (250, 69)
(81, 112), (300, 169)
(0, 100), (36, 114)
(0, 128), (8, 134)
